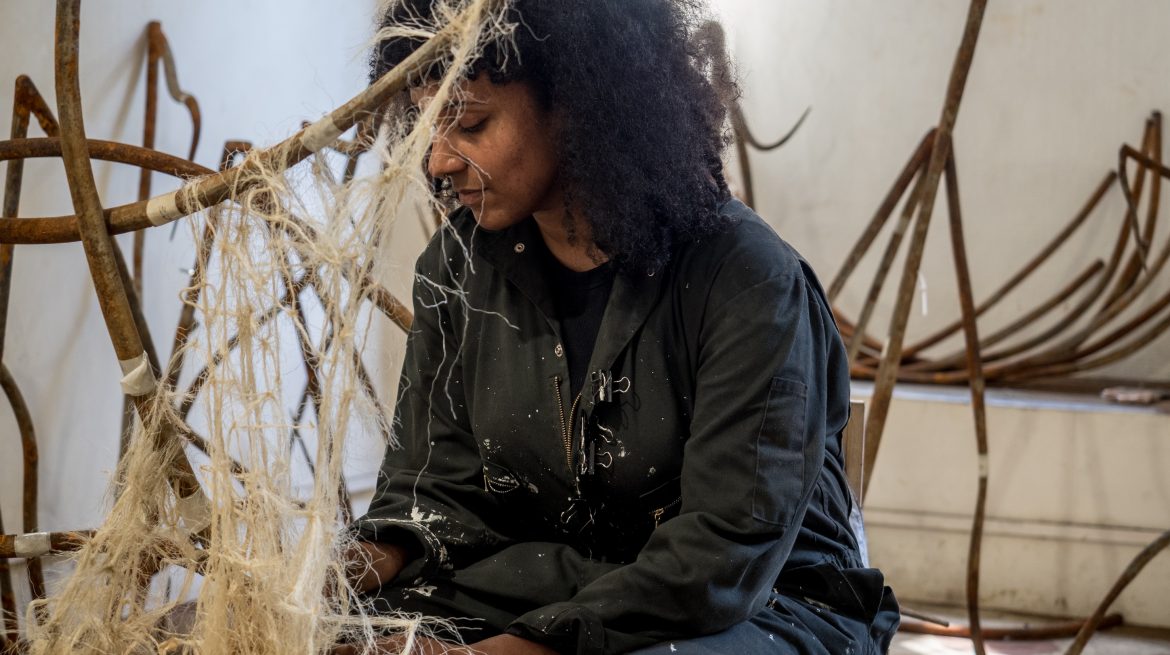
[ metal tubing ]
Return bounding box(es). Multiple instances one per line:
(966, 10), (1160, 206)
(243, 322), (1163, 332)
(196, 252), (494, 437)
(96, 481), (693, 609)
(944, 151), (990, 652)
(2, 0), (501, 246)
(846, 164), (929, 365)
(1066, 530), (1170, 655)
(0, 365), (42, 602)
(901, 260), (1106, 374)
(899, 614), (1123, 641)
(54, 0), (201, 503)
(1103, 114), (1160, 308)
(0, 137), (213, 181)
(0, 531), (93, 560)
(864, 1), (990, 556)
(829, 130), (936, 302)
(178, 272), (314, 422)
(901, 171), (1117, 360)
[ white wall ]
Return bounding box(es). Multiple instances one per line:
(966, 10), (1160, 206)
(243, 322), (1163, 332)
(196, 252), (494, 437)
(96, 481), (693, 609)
(4, 0), (1169, 637)
(0, 0), (388, 627)
(711, 0), (1170, 382)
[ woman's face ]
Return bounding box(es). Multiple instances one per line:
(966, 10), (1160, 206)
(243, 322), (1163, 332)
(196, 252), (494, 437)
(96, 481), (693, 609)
(413, 75), (561, 231)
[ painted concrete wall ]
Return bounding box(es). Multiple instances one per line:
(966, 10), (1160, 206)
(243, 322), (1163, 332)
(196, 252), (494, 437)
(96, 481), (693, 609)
(710, 0), (1170, 382)
(2, 0), (1167, 638)
(858, 384), (1170, 628)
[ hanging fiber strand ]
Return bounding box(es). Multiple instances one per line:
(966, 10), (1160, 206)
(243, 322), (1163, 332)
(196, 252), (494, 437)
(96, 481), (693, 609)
(25, 1), (513, 652)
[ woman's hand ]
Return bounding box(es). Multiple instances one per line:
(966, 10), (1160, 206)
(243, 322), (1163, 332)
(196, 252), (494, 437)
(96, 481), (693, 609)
(345, 541), (415, 594)
(332, 634), (555, 654)
(467, 634), (558, 655)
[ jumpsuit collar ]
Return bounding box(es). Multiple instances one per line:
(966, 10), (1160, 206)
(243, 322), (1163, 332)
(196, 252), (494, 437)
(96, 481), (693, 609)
(475, 216), (669, 407)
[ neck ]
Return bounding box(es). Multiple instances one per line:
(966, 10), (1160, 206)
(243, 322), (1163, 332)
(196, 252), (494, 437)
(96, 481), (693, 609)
(532, 204), (606, 272)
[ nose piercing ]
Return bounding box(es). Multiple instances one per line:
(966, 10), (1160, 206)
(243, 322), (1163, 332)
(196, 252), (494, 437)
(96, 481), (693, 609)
(437, 176), (456, 200)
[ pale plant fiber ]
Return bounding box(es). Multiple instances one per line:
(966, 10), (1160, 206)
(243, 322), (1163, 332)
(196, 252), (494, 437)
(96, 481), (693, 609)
(24, 1), (513, 652)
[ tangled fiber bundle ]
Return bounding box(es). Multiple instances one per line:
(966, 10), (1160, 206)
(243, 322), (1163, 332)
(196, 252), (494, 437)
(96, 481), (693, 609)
(23, 1), (513, 652)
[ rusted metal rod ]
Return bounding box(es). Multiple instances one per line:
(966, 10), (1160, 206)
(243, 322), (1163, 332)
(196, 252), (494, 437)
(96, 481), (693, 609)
(0, 364), (43, 603)
(178, 272), (315, 422)
(1103, 114), (1160, 308)
(863, 13), (989, 610)
(900, 613), (1123, 641)
(829, 130), (937, 302)
(0, 75), (60, 638)
(901, 260), (1106, 374)
(901, 170), (1117, 360)
(0, 137), (213, 185)
(1, 0), (501, 246)
(1006, 302), (1170, 381)
(1065, 530), (1170, 655)
(0, 531), (93, 560)
(162, 141), (251, 395)
(846, 162), (931, 365)
(55, 0), (201, 505)
(944, 150), (991, 651)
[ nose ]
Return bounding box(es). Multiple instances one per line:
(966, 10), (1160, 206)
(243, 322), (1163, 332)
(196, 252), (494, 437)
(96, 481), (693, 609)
(427, 131), (467, 179)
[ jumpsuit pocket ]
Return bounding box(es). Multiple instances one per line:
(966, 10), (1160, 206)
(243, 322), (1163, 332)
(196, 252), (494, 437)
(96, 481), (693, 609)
(640, 476), (682, 529)
(482, 460), (526, 495)
(752, 377), (809, 526)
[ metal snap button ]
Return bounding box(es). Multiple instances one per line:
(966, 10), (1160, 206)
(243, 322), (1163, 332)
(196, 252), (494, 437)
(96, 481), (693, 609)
(554, 344), (564, 358)
(514, 242), (526, 253)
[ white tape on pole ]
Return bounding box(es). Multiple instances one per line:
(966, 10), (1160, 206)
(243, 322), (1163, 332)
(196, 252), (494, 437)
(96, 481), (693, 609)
(118, 352), (158, 396)
(145, 191), (183, 226)
(302, 116), (345, 153)
(14, 532), (52, 558)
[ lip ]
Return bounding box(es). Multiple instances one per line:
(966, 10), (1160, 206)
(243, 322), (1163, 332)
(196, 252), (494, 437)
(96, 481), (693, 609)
(457, 189), (485, 205)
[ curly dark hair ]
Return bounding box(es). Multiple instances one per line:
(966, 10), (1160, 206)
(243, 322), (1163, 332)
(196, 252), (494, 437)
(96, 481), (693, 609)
(373, 0), (735, 274)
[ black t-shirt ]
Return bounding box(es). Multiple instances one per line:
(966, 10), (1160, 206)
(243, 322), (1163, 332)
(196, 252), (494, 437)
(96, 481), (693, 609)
(545, 252), (615, 400)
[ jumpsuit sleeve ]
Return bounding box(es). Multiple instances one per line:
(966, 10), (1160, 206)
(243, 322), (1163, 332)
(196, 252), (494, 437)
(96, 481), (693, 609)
(508, 255), (841, 654)
(351, 246), (512, 578)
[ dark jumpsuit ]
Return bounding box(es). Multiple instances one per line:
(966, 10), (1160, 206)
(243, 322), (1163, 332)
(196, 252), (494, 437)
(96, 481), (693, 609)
(353, 200), (900, 654)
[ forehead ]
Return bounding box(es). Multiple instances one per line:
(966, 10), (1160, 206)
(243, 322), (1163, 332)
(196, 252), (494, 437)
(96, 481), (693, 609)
(409, 76), (495, 110)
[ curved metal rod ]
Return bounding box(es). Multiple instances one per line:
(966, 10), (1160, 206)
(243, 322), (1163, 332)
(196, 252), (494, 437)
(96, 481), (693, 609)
(846, 162), (930, 365)
(864, 11), (990, 594)
(900, 260), (1106, 374)
(990, 253), (1170, 382)
(901, 171), (1117, 360)
(900, 613), (1123, 641)
(1065, 530), (1170, 655)
(178, 271), (315, 422)
(735, 105), (810, 153)
(1116, 125), (1156, 272)
(1005, 300), (1170, 381)
(912, 168), (1144, 382)
(3, 79), (63, 357)
(829, 130), (936, 302)
(129, 21), (203, 440)
(162, 141), (252, 401)
(0, 75), (61, 637)
(943, 152), (990, 648)
(1005, 156), (1170, 373)
(0, 531), (94, 560)
(0, 137), (214, 182)
(0, 365), (43, 601)
(1102, 114), (1160, 308)
(148, 21), (201, 162)
(0, 0), (497, 245)
(55, 0), (201, 501)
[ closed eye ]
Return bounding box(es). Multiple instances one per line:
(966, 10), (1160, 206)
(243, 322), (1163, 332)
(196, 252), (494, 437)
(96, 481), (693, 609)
(459, 117), (488, 134)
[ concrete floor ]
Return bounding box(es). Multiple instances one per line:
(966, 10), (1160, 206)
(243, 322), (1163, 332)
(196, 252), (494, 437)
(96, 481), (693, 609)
(890, 605), (1170, 655)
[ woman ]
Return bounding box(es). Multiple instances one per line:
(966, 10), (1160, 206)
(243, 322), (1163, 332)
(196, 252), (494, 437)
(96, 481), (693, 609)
(348, 0), (900, 653)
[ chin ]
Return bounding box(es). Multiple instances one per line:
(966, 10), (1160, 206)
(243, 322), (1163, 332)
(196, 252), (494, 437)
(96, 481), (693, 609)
(469, 206), (526, 232)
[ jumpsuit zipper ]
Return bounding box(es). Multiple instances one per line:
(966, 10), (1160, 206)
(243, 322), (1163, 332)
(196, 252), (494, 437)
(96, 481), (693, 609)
(553, 376), (583, 479)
